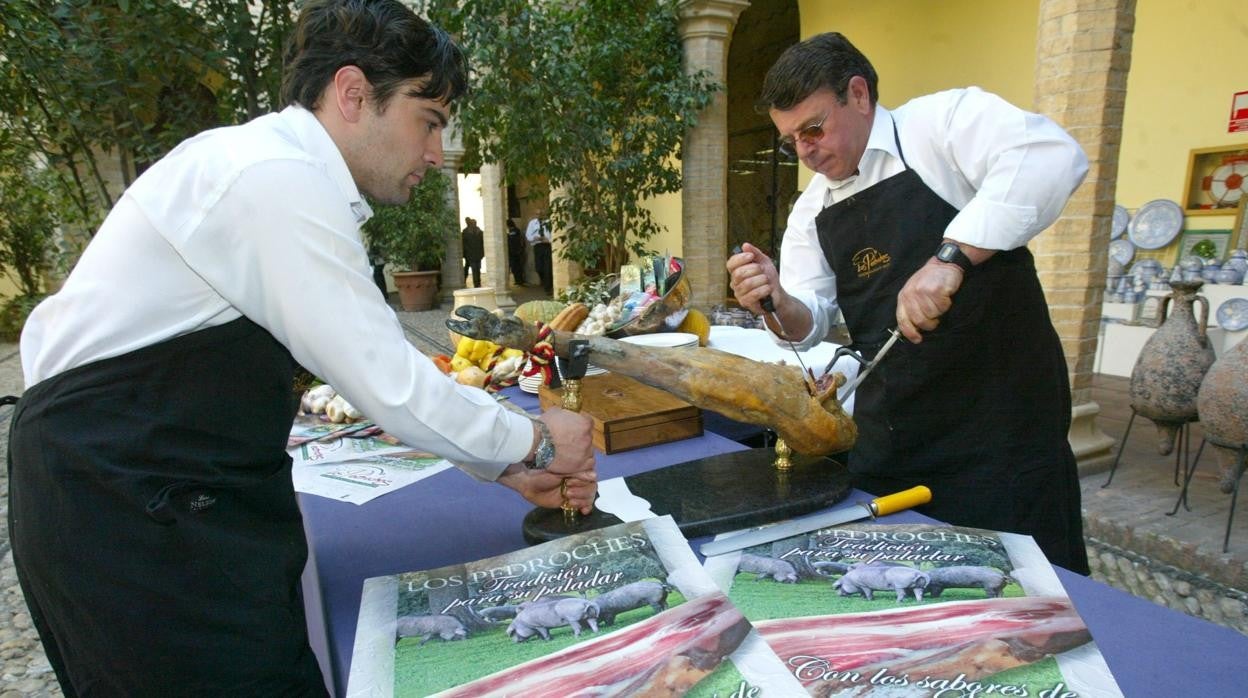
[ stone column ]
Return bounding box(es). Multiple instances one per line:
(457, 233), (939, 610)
(551, 184), (583, 297)
(440, 125), (466, 303)
(678, 0), (750, 309)
(480, 162), (518, 309)
(1032, 0), (1137, 475)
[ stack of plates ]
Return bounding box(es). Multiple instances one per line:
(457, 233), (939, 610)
(517, 372), (545, 394)
(618, 332), (699, 349)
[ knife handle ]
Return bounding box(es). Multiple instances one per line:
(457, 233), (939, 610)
(869, 486), (932, 517)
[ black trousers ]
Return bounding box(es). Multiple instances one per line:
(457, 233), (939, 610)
(464, 258), (482, 287)
(533, 242), (553, 294)
(509, 252), (525, 285)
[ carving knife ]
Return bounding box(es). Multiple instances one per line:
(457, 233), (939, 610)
(699, 486), (932, 557)
(732, 245), (814, 394)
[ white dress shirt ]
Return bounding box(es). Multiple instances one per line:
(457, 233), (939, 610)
(21, 106), (534, 479)
(777, 86), (1089, 349)
(525, 218), (551, 244)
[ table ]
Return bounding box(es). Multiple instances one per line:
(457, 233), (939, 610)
(299, 388), (1248, 697)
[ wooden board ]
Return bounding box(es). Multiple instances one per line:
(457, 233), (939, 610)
(538, 373), (702, 454)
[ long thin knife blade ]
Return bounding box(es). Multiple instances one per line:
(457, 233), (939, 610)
(838, 328), (902, 400)
(732, 245), (814, 395)
(699, 486), (931, 557)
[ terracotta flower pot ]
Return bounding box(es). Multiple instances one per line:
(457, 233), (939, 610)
(392, 270), (440, 311)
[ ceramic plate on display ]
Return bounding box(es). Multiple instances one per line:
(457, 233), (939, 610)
(1127, 199), (1184, 250)
(1208, 162), (1248, 208)
(1111, 204), (1130, 239)
(1216, 297), (1248, 332)
(1109, 238), (1135, 267)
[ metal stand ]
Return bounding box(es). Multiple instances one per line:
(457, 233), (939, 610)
(1222, 446), (1247, 554)
(1103, 408), (1201, 490)
(1167, 431), (1206, 514)
(1169, 436), (1247, 553)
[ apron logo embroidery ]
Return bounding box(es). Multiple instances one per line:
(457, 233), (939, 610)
(189, 492), (217, 513)
(852, 247), (892, 278)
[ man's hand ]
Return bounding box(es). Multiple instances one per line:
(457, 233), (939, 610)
(497, 407), (597, 513)
(896, 259), (964, 343)
(727, 243), (812, 339)
(727, 243), (782, 317)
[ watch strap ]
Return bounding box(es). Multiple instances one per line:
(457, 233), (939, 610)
(936, 241), (974, 274)
(524, 420), (555, 470)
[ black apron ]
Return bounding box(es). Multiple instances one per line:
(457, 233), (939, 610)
(814, 120), (1088, 573)
(8, 317), (328, 696)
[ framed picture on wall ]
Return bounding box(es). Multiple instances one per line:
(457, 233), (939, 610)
(1177, 230), (1232, 261)
(1182, 144), (1248, 214)
(1235, 199), (1248, 253)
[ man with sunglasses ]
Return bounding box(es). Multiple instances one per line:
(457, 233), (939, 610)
(728, 33), (1090, 574)
(8, 1), (596, 694)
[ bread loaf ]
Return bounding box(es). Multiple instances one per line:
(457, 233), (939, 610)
(547, 302), (589, 332)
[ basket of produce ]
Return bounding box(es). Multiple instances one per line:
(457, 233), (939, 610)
(604, 256), (691, 338)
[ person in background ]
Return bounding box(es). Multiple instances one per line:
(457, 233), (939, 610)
(506, 217), (526, 286)
(727, 32), (1089, 573)
(7, 1), (596, 694)
(461, 215), (484, 287)
(526, 207), (553, 295)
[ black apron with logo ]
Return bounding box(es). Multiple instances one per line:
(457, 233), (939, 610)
(813, 122), (1088, 572)
(8, 317), (328, 696)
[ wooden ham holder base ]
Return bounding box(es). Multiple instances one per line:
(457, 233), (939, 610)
(537, 374), (702, 454)
(523, 375), (852, 545)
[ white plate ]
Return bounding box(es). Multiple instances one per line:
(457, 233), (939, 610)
(1127, 199), (1183, 250)
(1216, 298), (1248, 332)
(1111, 204), (1129, 239)
(619, 332), (699, 348)
(1109, 238), (1135, 266)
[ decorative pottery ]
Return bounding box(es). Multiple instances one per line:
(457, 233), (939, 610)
(1128, 280), (1216, 455)
(1215, 267), (1244, 285)
(1196, 339), (1248, 492)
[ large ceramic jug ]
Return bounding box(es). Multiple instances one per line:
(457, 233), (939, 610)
(1128, 280), (1216, 455)
(1196, 339), (1248, 493)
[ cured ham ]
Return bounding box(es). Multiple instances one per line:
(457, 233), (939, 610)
(754, 596), (1091, 696)
(435, 592), (750, 697)
(447, 307), (857, 455)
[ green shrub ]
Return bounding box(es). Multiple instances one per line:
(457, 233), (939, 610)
(0, 294), (46, 343)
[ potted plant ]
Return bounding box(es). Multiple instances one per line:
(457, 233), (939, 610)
(363, 168), (456, 311)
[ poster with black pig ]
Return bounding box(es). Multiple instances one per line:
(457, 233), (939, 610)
(702, 523), (1123, 698)
(347, 516), (802, 697)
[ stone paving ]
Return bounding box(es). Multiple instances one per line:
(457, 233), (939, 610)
(0, 288), (1244, 695)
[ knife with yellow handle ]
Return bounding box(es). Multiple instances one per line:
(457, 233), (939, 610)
(699, 486), (932, 557)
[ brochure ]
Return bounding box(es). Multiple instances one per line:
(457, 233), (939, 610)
(703, 522), (1123, 697)
(347, 516), (802, 697)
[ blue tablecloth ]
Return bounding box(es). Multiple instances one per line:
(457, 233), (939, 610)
(299, 387), (1248, 697)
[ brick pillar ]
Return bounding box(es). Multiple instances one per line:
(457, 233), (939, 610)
(678, 0), (750, 308)
(480, 162), (518, 309)
(1033, 0), (1137, 475)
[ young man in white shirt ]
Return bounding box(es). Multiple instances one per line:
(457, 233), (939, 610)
(728, 32), (1090, 574)
(8, 1), (596, 694)
(526, 207), (554, 295)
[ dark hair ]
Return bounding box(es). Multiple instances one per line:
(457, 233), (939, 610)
(281, 0), (468, 112)
(757, 32), (878, 112)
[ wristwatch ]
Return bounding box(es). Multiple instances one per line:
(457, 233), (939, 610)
(524, 420), (556, 470)
(935, 241), (975, 274)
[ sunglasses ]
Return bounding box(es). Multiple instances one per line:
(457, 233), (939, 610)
(777, 109), (831, 159)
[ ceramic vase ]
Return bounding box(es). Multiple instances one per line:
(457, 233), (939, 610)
(1128, 280), (1216, 455)
(1196, 339), (1248, 493)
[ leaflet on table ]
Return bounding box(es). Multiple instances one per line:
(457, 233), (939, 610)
(290, 449), (451, 505)
(288, 416), (452, 505)
(702, 522), (1123, 698)
(347, 516), (804, 697)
